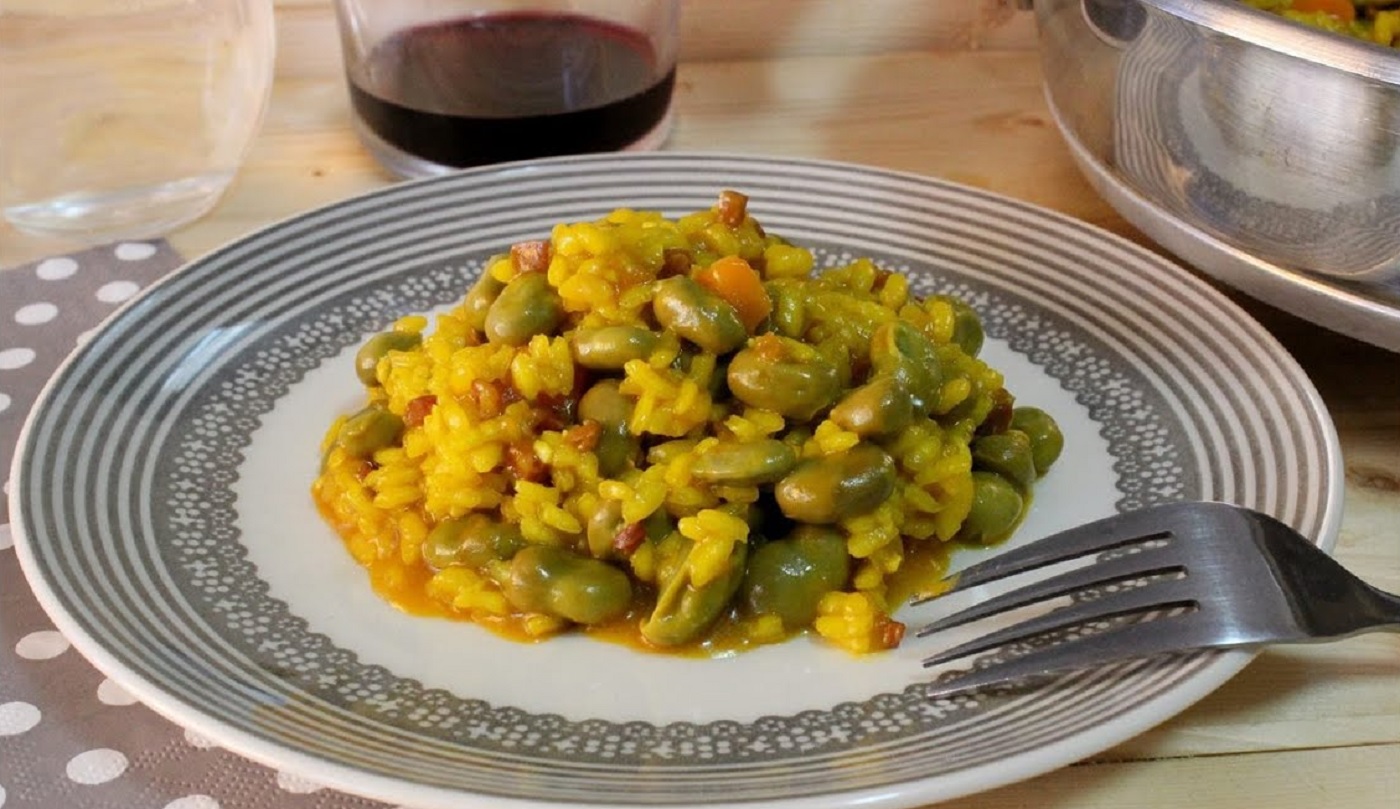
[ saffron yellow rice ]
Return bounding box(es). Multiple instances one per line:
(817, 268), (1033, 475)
(313, 191), (1061, 655)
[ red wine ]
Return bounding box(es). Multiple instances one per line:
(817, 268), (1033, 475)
(348, 13), (676, 169)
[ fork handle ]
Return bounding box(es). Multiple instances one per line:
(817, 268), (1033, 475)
(1266, 528), (1400, 637)
(1351, 583), (1400, 635)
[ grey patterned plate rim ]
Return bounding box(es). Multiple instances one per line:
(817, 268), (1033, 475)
(9, 152), (1343, 809)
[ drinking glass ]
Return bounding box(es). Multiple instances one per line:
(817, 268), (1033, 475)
(333, 0), (680, 178)
(0, 0), (276, 242)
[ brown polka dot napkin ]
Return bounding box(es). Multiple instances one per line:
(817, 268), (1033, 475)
(1, 243), (392, 809)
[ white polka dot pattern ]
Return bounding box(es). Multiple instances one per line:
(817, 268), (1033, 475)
(163, 796), (221, 809)
(35, 256), (78, 280)
(65, 748), (129, 785)
(96, 280), (141, 304)
(13, 302), (58, 325)
(275, 771), (323, 794)
(14, 630), (69, 660)
(0, 701), (41, 736)
(0, 348), (35, 370)
(115, 242), (159, 261)
(97, 678), (139, 706)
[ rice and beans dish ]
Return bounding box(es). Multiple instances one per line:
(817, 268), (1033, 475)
(312, 191), (1063, 655)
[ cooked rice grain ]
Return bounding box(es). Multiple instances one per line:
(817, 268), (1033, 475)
(313, 193), (1059, 656)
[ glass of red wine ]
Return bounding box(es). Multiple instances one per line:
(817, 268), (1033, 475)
(332, 0), (680, 178)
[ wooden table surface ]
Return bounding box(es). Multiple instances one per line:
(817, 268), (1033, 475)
(3, 1), (1397, 807)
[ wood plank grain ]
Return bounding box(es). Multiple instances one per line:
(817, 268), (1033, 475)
(125, 50), (1142, 265)
(934, 744), (1400, 809)
(267, 0), (1040, 73)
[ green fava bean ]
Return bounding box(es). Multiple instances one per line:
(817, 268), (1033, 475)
(336, 404), (404, 459)
(690, 439), (798, 486)
(1010, 406), (1064, 476)
(960, 471), (1025, 544)
(951, 302), (984, 358)
(726, 336), (841, 421)
(594, 425), (639, 479)
(651, 276), (747, 354)
(971, 431), (1037, 491)
(571, 326), (661, 370)
(503, 545), (633, 625)
(579, 380), (639, 477)
(641, 538), (748, 647)
(462, 270), (506, 332)
(484, 273), (565, 346)
(939, 295), (984, 357)
(766, 280), (807, 338)
(354, 331), (421, 387)
(578, 379), (632, 425)
(775, 444), (897, 524)
(742, 526), (850, 627)
(707, 355), (732, 399)
(828, 375), (914, 438)
(421, 514), (525, 570)
(869, 321), (943, 414)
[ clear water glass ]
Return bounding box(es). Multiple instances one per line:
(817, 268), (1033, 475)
(0, 0), (276, 243)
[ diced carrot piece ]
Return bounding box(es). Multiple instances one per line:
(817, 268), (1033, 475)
(1289, 0), (1355, 22)
(694, 255), (771, 332)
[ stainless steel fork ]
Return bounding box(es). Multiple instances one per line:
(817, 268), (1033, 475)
(915, 501), (1400, 698)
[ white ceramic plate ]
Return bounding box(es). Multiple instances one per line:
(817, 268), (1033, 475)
(10, 153), (1343, 809)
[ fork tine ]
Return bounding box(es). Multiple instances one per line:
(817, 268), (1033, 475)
(925, 505), (1187, 597)
(921, 574), (1196, 667)
(914, 544), (1185, 638)
(924, 609), (1218, 699)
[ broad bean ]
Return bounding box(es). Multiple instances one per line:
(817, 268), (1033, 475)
(502, 545), (633, 625)
(766, 280), (807, 338)
(1010, 406), (1064, 476)
(462, 269), (506, 332)
(726, 336), (841, 420)
(869, 321), (943, 414)
(484, 272), (564, 346)
(971, 431), (1037, 491)
(775, 443), (896, 524)
(640, 534), (748, 646)
(942, 295), (985, 357)
(335, 404), (404, 459)
(959, 471), (1024, 544)
(571, 326), (661, 370)
(579, 380), (639, 477)
(690, 439), (798, 486)
(742, 526), (850, 627)
(421, 514), (525, 570)
(828, 375), (914, 437)
(354, 331), (421, 387)
(651, 276), (747, 354)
